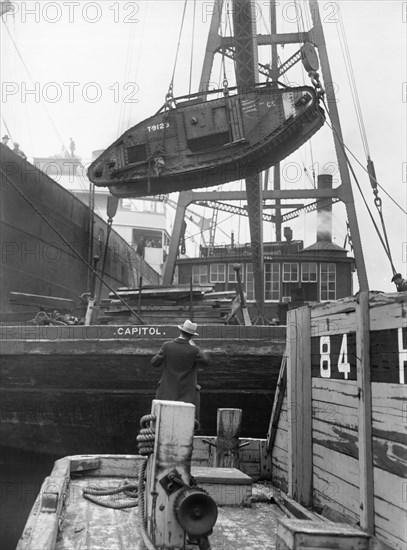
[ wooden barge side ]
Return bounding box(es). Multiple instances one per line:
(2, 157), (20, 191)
(0, 324), (285, 456)
(269, 292), (407, 550)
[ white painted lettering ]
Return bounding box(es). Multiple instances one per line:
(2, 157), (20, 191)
(337, 334), (351, 379)
(320, 335), (331, 378)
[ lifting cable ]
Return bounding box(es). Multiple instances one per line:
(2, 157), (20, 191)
(166, 0), (188, 102)
(219, 4), (229, 93)
(322, 99), (398, 275)
(0, 167), (146, 323)
(334, 8), (402, 276)
(188, 0), (197, 95)
(336, 13), (370, 158)
(324, 10), (404, 276)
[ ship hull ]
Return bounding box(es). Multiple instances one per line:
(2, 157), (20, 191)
(0, 324), (285, 455)
(0, 144), (159, 322)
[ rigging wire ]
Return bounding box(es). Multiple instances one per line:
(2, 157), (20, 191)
(168, 0), (189, 92)
(335, 138), (406, 216)
(186, 213), (236, 243)
(118, 19), (137, 136)
(1, 115), (14, 143)
(1, 19), (70, 157)
(188, 0), (197, 95)
(2, 19), (103, 218)
(224, 0), (236, 85)
(322, 104), (397, 274)
(336, 13), (370, 158)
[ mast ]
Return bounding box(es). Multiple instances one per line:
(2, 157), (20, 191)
(308, 0), (369, 291)
(232, 0), (265, 322)
(270, 1), (282, 242)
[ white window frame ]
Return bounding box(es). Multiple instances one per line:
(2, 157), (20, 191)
(192, 265), (208, 285)
(320, 263), (336, 301)
(245, 263), (255, 302)
(301, 262), (318, 283)
(264, 263), (280, 302)
(282, 263), (299, 283)
(209, 263), (226, 283)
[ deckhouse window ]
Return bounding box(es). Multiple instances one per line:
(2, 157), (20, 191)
(265, 263), (280, 301)
(210, 263), (226, 283)
(320, 263), (336, 300)
(301, 263), (317, 282)
(246, 263), (255, 302)
(282, 263), (299, 282)
(192, 265), (208, 285)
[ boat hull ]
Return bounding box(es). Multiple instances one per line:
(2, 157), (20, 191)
(88, 84), (325, 197)
(0, 324), (285, 456)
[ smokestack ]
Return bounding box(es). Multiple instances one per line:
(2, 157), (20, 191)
(317, 174), (332, 242)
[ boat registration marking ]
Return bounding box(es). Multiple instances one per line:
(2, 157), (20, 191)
(147, 122), (170, 132)
(116, 326), (165, 337)
(311, 327), (407, 384)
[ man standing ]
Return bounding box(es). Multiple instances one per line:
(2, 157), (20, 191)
(12, 142), (27, 160)
(391, 273), (407, 292)
(151, 320), (209, 421)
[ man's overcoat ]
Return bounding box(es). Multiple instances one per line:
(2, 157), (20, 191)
(151, 338), (208, 413)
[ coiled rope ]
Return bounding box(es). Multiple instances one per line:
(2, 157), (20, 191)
(82, 480), (139, 509)
(81, 413), (157, 547)
(136, 414), (157, 456)
(81, 414), (156, 511)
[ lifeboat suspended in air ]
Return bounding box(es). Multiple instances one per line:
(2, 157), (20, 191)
(88, 82), (325, 198)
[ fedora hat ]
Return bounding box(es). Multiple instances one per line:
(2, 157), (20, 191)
(178, 319), (198, 336)
(2, 135), (9, 140)
(391, 273), (402, 282)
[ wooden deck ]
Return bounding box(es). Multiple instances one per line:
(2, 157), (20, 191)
(16, 454), (285, 550)
(53, 478), (284, 550)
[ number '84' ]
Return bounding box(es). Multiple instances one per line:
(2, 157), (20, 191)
(320, 334), (350, 379)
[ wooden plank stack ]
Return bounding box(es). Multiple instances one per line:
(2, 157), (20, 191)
(101, 285), (237, 325)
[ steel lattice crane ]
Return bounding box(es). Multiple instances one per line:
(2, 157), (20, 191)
(163, 0), (368, 303)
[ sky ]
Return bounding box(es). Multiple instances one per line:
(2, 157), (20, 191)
(1, 0), (406, 292)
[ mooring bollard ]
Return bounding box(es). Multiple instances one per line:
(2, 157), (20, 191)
(215, 408), (242, 468)
(144, 400), (217, 549)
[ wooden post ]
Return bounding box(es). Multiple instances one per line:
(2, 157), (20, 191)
(189, 277), (194, 321)
(84, 255), (99, 325)
(215, 408), (242, 468)
(145, 400), (195, 547)
(287, 306), (312, 506)
(233, 264), (251, 326)
(138, 276), (142, 315)
(356, 291), (375, 532)
(267, 354), (287, 452)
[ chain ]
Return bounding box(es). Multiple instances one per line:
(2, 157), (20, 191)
(308, 70), (325, 98)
